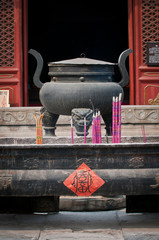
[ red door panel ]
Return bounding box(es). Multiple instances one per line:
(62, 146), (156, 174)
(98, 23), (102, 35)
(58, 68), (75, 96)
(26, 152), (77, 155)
(129, 0), (159, 105)
(0, 0), (22, 106)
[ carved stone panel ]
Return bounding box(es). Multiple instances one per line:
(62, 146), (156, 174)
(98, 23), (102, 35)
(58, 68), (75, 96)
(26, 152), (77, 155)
(0, 107), (40, 125)
(121, 106), (159, 124)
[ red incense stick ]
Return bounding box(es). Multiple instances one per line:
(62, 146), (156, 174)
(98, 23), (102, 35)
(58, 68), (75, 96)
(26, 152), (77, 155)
(141, 125), (146, 143)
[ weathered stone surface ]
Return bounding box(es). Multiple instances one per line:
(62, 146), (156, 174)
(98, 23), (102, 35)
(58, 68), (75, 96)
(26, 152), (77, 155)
(0, 106), (159, 137)
(0, 142), (159, 197)
(0, 107), (40, 125)
(0, 136), (159, 145)
(60, 196), (126, 211)
(121, 105), (159, 124)
(0, 210), (159, 239)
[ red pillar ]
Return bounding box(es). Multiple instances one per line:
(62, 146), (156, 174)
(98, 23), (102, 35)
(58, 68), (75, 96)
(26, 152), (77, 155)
(0, 0), (23, 106)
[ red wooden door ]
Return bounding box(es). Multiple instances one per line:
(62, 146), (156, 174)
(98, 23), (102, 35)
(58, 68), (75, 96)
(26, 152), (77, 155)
(0, 0), (22, 106)
(129, 0), (159, 105)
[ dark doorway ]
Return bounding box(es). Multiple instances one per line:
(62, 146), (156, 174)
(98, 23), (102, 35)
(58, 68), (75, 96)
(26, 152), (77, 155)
(28, 1), (129, 105)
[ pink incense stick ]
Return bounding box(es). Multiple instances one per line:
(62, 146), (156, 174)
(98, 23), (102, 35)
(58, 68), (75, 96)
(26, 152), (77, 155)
(95, 112), (99, 143)
(92, 118), (95, 143)
(99, 111), (102, 143)
(84, 117), (86, 144)
(71, 118), (74, 144)
(141, 125), (146, 143)
(115, 97), (118, 143)
(92, 113), (96, 144)
(94, 113), (97, 143)
(118, 93), (122, 143)
(112, 96), (115, 143)
(97, 111), (102, 143)
(95, 113), (98, 143)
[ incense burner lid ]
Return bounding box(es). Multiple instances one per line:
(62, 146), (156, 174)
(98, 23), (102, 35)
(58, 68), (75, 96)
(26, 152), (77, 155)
(48, 56), (116, 83)
(49, 56), (115, 65)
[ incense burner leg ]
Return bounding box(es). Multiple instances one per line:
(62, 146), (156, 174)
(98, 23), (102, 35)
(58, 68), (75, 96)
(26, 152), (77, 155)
(40, 107), (59, 136)
(102, 113), (112, 136)
(71, 108), (93, 136)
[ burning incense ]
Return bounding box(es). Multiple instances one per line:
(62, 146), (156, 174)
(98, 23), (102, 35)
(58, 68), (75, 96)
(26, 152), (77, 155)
(34, 115), (38, 144)
(141, 125), (146, 143)
(92, 113), (96, 144)
(118, 93), (122, 143)
(112, 96), (115, 143)
(84, 117), (86, 144)
(115, 97), (118, 143)
(71, 117), (74, 144)
(96, 111), (102, 143)
(92, 110), (102, 144)
(95, 112), (99, 143)
(112, 93), (122, 143)
(112, 94), (122, 144)
(99, 111), (102, 143)
(92, 118), (94, 144)
(34, 114), (43, 144)
(39, 114), (43, 144)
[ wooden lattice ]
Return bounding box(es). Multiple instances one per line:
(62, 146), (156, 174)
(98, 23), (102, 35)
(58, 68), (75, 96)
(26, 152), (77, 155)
(0, 0), (15, 67)
(142, 0), (159, 65)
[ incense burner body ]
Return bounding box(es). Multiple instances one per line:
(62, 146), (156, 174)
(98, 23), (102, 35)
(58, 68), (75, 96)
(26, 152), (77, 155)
(29, 49), (132, 135)
(40, 82), (123, 115)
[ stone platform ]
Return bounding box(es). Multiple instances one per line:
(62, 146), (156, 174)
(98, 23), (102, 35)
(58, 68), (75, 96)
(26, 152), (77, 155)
(0, 136), (159, 145)
(0, 105), (159, 137)
(0, 106), (159, 213)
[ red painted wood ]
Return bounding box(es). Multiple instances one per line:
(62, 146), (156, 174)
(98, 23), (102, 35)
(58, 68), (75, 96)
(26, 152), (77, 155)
(23, 0), (28, 106)
(2, 0), (159, 107)
(132, 0), (159, 105)
(128, 0), (135, 105)
(0, 0), (22, 107)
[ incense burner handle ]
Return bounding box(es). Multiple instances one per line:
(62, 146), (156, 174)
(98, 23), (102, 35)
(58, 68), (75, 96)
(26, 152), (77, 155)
(28, 49), (44, 88)
(118, 48), (133, 88)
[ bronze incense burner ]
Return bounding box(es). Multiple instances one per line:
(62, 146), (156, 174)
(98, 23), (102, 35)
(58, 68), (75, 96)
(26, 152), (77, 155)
(29, 49), (132, 136)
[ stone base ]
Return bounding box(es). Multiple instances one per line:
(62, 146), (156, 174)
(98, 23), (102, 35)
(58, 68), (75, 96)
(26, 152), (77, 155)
(0, 106), (159, 137)
(0, 136), (159, 145)
(60, 196), (126, 211)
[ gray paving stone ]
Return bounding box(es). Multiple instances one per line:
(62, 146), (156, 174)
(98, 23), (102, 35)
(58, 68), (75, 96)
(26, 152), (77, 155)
(0, 210), (158, 239)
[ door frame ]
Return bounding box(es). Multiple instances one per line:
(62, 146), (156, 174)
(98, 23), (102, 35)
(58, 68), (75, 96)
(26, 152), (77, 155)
(23, 0), (28, 106)
(128, 0), (135, 104)
(23, 0), (134, 106)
